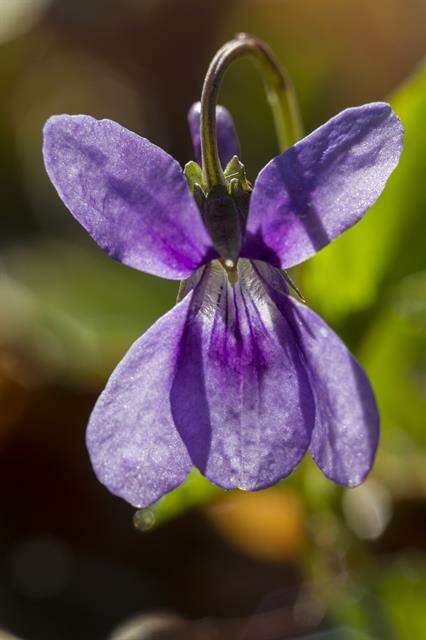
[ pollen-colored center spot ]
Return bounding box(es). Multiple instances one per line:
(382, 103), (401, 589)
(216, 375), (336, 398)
(218, 258), (239, 284)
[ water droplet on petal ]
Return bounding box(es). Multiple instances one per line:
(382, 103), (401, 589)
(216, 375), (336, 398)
(133, 509), (156, 532)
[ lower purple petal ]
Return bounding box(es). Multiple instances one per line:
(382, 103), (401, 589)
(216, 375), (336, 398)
(176, 260), (315, 490)
(279, 297), (379, 486)
(86, 298), (194, 508)
(88, 258), (378, 507)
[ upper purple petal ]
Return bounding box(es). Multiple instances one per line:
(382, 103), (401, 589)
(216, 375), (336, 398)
(242, 102), (403, 268)
(175, 259), (315, 490)
(86, 296), (194, 507)
(188, 102), (240, 168)
(43, 115), (215, 280)
(265, 286), (380, 486)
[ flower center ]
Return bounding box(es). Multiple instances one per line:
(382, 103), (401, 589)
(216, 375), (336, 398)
(184, 154), (251, 268)
(218, 257), (239, 284)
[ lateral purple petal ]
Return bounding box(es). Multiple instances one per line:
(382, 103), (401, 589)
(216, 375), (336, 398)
(43, 115), (215, 280)
(243, 103), (403, 268)
(175, 260), (314, 490)
(86, 297), (194, 508)
(285, 298), (380, 486)
(188, 102), (240, 168)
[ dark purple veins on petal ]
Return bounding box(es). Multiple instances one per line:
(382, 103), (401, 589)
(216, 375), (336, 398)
(172, 259), (316, 490)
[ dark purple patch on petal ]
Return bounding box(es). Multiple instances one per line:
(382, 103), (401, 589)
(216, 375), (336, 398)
(171, 260), (314, 489)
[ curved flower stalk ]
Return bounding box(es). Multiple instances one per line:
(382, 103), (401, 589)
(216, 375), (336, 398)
(42, 37), (403, 508)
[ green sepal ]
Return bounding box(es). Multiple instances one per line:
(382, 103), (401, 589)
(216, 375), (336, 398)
(192, 183), (206, 210)
(203, 184), (242, 264)
(224, 155), (252, 193)
(184, 160), (205, 193)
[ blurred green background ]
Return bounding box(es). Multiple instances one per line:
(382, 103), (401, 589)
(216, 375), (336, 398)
(0, 1), (425, 639)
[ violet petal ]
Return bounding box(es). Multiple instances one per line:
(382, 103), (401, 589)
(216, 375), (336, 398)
(282, 297), (379, 486)
(188, 102), (240, 168)
(174, 260), (315, 490)
(43, 115), (215, 280)
(243, 102), (403, 268)
(86, 297), (194, 508)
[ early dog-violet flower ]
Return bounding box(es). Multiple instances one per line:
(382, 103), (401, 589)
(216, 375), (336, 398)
(42, 35), (403, 507)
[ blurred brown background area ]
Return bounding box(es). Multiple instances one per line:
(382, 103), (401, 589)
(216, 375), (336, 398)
(0, 1), (425, 639)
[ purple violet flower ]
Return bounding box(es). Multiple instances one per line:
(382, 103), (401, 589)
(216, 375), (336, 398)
(43, 98), (403, 508)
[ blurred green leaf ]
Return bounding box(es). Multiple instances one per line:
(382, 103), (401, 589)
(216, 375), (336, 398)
(361, 271), (426, 446)
(330, 589), (375, 640)
(1, 241), (176, 384)
(302, 62), (426, 321)
(378, 556), (426, 639)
